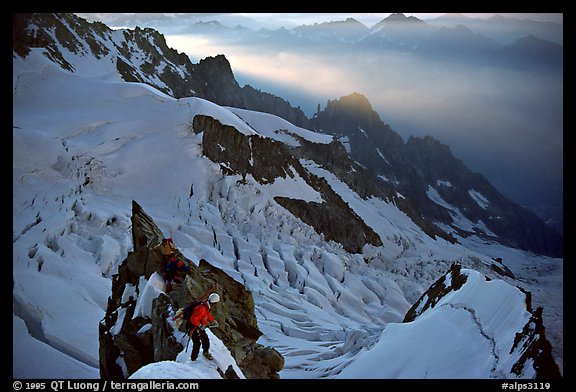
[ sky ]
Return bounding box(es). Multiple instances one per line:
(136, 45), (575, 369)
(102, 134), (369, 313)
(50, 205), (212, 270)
(12, 38), (563, 379)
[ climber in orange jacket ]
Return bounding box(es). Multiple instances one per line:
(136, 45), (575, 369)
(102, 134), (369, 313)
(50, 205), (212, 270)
(154, 237), (177, 264)
(187, 293), (220, 361)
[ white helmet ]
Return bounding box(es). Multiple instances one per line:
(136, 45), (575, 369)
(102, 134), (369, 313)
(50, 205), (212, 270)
(208, 293), (220, 304)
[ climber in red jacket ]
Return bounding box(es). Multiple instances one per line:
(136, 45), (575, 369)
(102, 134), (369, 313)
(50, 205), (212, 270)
(187, 293), (220, 361)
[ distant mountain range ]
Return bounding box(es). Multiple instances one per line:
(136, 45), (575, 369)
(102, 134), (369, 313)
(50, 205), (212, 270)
(160, 12), (563, 234)
(79, 12), (563, 46)
(168, 12), (562, 71)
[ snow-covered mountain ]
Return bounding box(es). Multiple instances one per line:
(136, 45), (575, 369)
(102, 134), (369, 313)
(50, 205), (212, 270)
(13, 13), (310, 128)
(13, 13), (562, 258)
(13, 13), (563, 380)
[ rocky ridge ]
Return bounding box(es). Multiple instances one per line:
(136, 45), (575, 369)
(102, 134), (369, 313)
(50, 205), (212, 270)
(99, 200), (284, 379)
(13, 13), (310, 128)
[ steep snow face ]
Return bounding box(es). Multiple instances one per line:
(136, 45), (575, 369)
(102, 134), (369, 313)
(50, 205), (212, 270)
(339, 269), (534, 378)
(226, 107), (333, 146)
(13, 51), (562, 378)
(22, 13), (191, 96)
(426, 185), (496, 237)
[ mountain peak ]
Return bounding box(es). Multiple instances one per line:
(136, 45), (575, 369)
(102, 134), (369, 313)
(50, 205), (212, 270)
(383, 13), (424, 23)
(322, 92), (377, 123)
(513, 33), (560, 47)
(436, 13), (473, 21)
(324, 17), (363, 25)
(337, 92), (373, 109)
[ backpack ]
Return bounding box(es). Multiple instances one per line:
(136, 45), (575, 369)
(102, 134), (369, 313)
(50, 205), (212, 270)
(166, 238), (175, 250)
(158, 238), (176, 256)
(174, 300), (202, 333)
(163, 258), (181, 272)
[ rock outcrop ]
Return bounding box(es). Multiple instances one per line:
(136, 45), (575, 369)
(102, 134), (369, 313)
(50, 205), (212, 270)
(288, 132), (456, 245)
(99, 200), (284, 379)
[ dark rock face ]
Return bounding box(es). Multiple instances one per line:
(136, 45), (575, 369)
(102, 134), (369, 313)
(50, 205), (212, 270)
(192, 114), (383, 253)
(288, 132), (456, 245)
(404, 136), (563, 257)
(13, 13), (109, 71)
(403, 263), (561, 379)
(98, 200), (284, 379)
(311, 93), (563, 257)
(510, 306), (561, 378)
(403, 263), (468, 323)
(116, 27), (199, 98)
(195, 260), (284, 379)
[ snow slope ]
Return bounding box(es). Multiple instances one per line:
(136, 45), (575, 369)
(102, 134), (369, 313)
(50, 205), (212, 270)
(13, 48), (562, 379)
(339, 269), (534, 378)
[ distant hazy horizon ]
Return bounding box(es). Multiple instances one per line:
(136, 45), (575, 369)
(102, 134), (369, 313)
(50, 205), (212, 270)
(232, 13), (563, 28)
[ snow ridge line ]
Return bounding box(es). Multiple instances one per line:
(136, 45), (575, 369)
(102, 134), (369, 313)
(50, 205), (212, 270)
(14, 293), (100, 369)
(441, 302), (500, 375)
